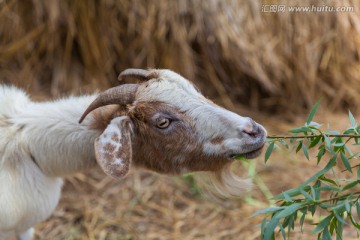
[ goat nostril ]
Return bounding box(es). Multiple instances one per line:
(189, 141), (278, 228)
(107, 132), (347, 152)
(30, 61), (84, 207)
(243, 129), (258, 137)
(243, 120), (260, 137)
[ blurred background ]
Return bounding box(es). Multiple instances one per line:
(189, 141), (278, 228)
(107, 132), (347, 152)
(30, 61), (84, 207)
(1, 0), (359, 239)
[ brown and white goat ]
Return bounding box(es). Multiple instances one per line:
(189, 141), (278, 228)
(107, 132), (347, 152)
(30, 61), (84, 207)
(0, 69), (266, 240)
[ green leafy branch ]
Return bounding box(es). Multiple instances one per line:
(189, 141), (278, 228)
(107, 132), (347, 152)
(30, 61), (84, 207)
(254, 101), (360, 240)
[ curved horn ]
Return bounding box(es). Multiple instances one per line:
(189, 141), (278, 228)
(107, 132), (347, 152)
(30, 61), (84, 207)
(78, 84), (138, 123)
(118, 68), (156, 82)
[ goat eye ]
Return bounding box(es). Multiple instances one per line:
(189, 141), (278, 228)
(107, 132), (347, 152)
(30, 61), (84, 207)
(156, 118), (171, 129)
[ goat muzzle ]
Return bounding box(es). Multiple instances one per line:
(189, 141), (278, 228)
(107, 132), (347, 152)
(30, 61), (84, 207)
(78, 84), (139, 123)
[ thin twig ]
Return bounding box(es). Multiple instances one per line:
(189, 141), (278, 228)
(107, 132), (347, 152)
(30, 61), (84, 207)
(317, 191), (360, 204)
(267, 134), (359, 140)
(276, 191), (360, 206)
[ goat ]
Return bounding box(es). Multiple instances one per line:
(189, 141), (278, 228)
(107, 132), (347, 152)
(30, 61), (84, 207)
(0, 69), (267, 240)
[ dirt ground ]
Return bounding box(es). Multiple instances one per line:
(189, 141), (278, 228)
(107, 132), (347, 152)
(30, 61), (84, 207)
(30, 106), (359, 240)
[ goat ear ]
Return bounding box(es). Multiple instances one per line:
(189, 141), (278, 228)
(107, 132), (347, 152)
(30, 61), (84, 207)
(94, 116), (134, 180)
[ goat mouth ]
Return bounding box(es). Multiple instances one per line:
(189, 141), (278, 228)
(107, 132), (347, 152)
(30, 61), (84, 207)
(229, 144), (265, 160)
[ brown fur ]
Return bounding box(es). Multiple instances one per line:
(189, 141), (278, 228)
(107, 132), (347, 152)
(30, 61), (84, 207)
(89, 105), (127, 130)
(83, 69), (266, 198)
(128, 101), (229, 174)
(90, 101), (230, 175)
(210, 136), (224, 145)
(103, 143), (116, 152)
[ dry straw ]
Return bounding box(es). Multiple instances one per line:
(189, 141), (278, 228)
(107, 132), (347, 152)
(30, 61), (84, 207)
(1, 0), (359, 114)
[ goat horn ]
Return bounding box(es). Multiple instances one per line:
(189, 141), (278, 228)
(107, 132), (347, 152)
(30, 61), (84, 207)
(78, 84), (138, 123)
(118, 69), (155, 82)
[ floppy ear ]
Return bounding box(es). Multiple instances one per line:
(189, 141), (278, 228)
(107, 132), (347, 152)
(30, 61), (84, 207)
(94, 116), (134, 180)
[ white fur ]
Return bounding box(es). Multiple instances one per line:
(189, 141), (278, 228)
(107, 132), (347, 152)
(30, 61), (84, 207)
(0, 69), (266, 239)
(97, 117), (124, 167)
(137, 70), (264, 151)
(0, 85), (100, 239)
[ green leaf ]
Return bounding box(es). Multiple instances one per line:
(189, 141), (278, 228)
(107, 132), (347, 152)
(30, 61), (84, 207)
(349, 110), (356, 127)
(319, 175), (338, 186)
(249, 207), (284, 218)
(301, 189), (313, 201)
(333, 211), (347, 225)
(322, 226), (332, 240)
(278, 223), (286, 240)
(309, 136), (322, 149)
(317, 147), (326, 163)
(309, 204), (318, 216)
(323, 142), (336, 156)
(289, 126), (312, 134)
(312, 215), (333, 234)
(343, 128), (355, 134)
(345, 202), (351, 213)
(344, 144), (353, 156)
(279, 139), (289, 149)
(283, 191), (292, 203)
(308, 121), (322, 128)
(349, 213), (360, 229)
(336, 218), (344, 240)
(310, 186), (316, 199)
(331, 203), (346, 212)
(328, 131), (341, 135)
(320, 203), (337, 209)
(287, 214), (295, 233)
(311, 183), (322, 201)
(296, 141), (303, 153)
(358, 164), (360, 179)
(303, 156), (336, 186)
(356, 201), (360, 219)
(307, 100), (321, 125)
(324, 135), (331, 149)
(263, 217), (279, 240)
(330, 215), (336, 235)
(276, 203), (303, 218)
(340, 152), (352, 173)
(302, 143), (309, 160)
(332, 142), (345, 147)
(273, 186), (310, 200)
(317, 186), (341, 192)
(232, 154), (246, 161)
(314, 180), (321, 187)
(342, 180), (359, 191)
(261, 217), (267, 236)
(265, 142), (275, 163)
(300, 212), (306, 232)
(349, 151), (360, 159)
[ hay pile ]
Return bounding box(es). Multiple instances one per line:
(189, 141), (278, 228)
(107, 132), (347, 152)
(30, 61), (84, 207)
(1, 0), (360, 113)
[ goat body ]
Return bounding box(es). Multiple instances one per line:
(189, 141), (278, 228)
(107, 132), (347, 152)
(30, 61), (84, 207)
(0, 86), (99, 239)
(0, 69), (267, 240)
